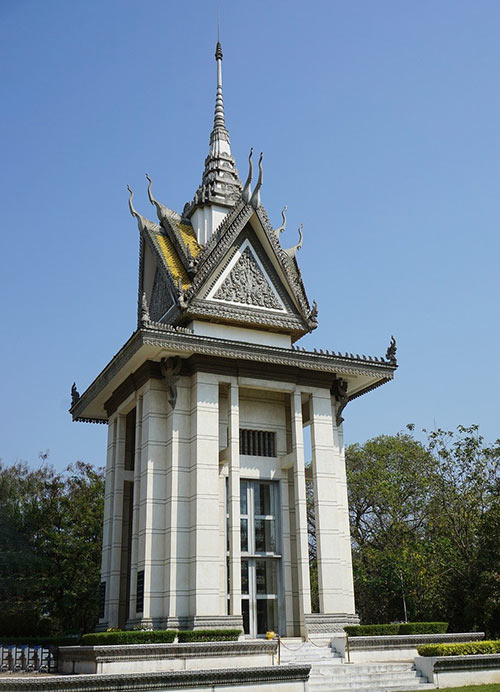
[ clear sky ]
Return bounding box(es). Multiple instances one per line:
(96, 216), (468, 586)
(1, 0), (499, 472)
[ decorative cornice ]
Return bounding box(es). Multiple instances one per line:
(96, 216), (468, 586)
(185, 299), (306, 333)
(433, 653), (500, 672)
(71, 326), (397, 423)
(348, 632), (485, 651)
(305, 613), (360, 633)
(0, 664), (310, 691)
(59, 640), (278, 663)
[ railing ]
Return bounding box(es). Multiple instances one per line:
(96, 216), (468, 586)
(0, 644), (58, 673)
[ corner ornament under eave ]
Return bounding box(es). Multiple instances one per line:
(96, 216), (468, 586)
(385, 335), (397, 365)
(71, 382), (80, 408)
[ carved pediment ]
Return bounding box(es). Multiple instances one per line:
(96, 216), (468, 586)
(213, 246), (284, 311)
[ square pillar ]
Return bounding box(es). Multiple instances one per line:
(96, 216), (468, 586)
(107, 414), (126, 628)
(308, 390), (357, 628)
(97, 415), (117, 629)
(128, 395), (143, 623)
(228, 382), (242, 616)
(291, 391), (311, 636)
(189, 372), (223, 624)
(164, 375), (192, 628)
(137, 380), (169, 626)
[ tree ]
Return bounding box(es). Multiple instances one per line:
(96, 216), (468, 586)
(346, 426), (500, 635)
(0, 460), (104, 636)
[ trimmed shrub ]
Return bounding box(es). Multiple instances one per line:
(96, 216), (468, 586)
(344, 624), (400, 637)
(81, 629), (176, 646)
(177, 629), (241, 643)
(418, 640), (500, 657)
(398, 622), (448, 635)
(345, 622), (448, 637)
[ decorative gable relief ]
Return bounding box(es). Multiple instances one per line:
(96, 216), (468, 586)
(209, 242), (286, 312)
(149, 269), (172, 321)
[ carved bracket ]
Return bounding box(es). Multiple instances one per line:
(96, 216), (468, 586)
(160, 356), (182, 410)
(331, 377), (349, 426)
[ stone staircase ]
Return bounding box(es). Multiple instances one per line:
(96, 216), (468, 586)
(279, 639), (435, 692)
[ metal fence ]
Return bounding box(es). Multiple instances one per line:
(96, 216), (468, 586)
(0, 644), (58, 673)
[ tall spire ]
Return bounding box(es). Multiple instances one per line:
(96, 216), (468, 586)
(212, 41), (228, 140)
(185, 41), (242, 229)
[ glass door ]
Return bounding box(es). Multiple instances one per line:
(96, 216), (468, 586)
(240, 480), (281, 636)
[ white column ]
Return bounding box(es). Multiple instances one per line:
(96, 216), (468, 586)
(100, 415), (117, 625)
(291, 391), (311, 635)
(311, 390), (355, 614)
(190, 372), (221, 620)
(107, 414), (126, 627)
(164, 375), (192, 625)
(331, 400), (356, 613)
(279, 477), (295, 636)
(128, 396), (142, 622)
(138, 380), (168, 624)
(228, 382), (241, 616)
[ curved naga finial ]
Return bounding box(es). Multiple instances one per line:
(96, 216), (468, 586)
(385, 335), (397, 364)
(127, 184), (138, 219)
(284, 224), (303, 258)
(145, 173), (157, 207)
(127, 184), (155, 232)
(273, 206), (288, 238)
(250, 152), (263, 209)
(242, 147), (253, 203)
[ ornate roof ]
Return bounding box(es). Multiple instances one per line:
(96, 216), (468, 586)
(183, 41), (242, 214)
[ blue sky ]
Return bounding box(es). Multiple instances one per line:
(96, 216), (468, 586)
(1, 0), (499, 472)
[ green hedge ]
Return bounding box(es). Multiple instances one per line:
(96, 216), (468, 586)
(344, 624), (400, 637)
(81, 630), (176, 646)
(177, 629), (241, 643)
(398, 622), (448, 635)
(0, 636), (79, 647)
(418, 641), (500, 657)
(345, 622), (448, 637)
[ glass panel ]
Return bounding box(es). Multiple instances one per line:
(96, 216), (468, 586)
(241, 559), (249, 594)
(255, 518), (275, 552)
(255, 560), (277, 595)
(226, 517), (229, 552)
(240, 518), (248, 552)
(256, 598), (277, 635)
(255, 483), (272, 516)
(240, 481), (248, 515)
(242, 599), (250, 634)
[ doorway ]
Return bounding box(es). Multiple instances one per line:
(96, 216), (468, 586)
(239, 480), (281, 636)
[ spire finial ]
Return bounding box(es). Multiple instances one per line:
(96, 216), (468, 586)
(213, 38), (225, 131)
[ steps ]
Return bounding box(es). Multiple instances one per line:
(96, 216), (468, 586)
(279, 639), (342, 666)
(309, 662), (434, 691)
(279, 640), (435, 691)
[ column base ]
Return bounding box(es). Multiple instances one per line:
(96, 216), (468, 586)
(191, 615), (244, 631)
(161, 615), (244, 631)
(304, 613), (360, 635)
(125, 617), (156, 630)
